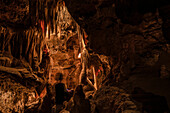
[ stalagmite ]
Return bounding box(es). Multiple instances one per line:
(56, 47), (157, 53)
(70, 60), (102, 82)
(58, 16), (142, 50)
(36, 0), (39, 21)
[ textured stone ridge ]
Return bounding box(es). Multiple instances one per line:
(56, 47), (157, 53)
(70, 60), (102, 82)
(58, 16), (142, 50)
(91, 86), (139, 113)
(0, 77), (36, 113)
(0, 0), (29, 28)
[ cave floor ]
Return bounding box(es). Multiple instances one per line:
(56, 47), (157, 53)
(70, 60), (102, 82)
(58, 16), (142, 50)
(125, 51), (170, 108)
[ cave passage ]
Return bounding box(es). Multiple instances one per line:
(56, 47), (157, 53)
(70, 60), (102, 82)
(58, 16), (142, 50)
(36, 1), (101, 112)
(0, 1), (102, 112)
(42, 1), (99, 90)
(0, 0), (170, 113)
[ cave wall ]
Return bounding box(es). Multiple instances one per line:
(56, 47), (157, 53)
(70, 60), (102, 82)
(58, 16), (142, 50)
(0, 0), (170, 112)
(0, 76), (37, 113)
(0, 1), (47, 112)
(63, 1), (170, 111)
(0, 0), (47, 66)
(65, 0), (170, 43)
(0, 0), (30, 28)
(65, 0), (170, 82)
(0, 0), (170, 82)
(0, 26), (44, 66)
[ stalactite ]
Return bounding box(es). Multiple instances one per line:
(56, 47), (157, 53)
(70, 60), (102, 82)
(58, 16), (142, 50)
(7, 42), (11, 55)
(48, 22), (51, 39)
(38, 0), (41, 19)
(39, 32), (44, 63)
(15, 33), (19, 58)
(11, 34), (15, 56)
(49, 4), (53, 34)
(4, 31), (12, 53)
(53, 8), (56, 34)
(25, 29), (32, 56)
(36, 0), (39, 22)
(19, 33), (23, 59)
(1, 29), (7, 52)
(45, 5), (48, 36)
(25, 30), (30, 56)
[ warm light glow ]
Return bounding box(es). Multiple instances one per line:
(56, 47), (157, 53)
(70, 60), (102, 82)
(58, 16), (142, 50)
(78, 53), (81, 58)
(46, 25), (49, 38)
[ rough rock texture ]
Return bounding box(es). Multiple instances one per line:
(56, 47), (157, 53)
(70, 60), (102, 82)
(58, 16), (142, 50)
(65, 0), (170, 43)
(0, 77), (38, 113)
(0, 26), (45, 66)
(117, 51), (170, 112)
(0, 50), (45, 113)
(61, 3), (170, 109)
(0, 0), (169, 86)
(65, 0), (170, 84)
(0, 0), (30, 28)
(0, 0), (170, 112)
(90, 86), (140, 113)
(131, 87), (169, 113)
(44, 4), (81, 88)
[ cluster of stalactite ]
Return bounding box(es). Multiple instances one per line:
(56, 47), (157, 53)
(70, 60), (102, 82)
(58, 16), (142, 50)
(0, 26), (44, 66)
(2, 0), (170, 112)
(29, 0), (71, 39)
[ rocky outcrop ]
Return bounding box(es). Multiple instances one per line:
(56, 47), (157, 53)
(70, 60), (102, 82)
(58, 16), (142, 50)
(0, 50), (45, 113)
(90, 86), (139, 113)
(0, 76), (39, 113)
(159, 5), (170, 43)
(0, 26), (45, 66)
(0, 0), (30, 28)
(1, 0), (169, 84)
(64, 0), (170, 84)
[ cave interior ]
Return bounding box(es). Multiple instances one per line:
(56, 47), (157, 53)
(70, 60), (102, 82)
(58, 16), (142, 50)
(0, 0), (170, 113)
